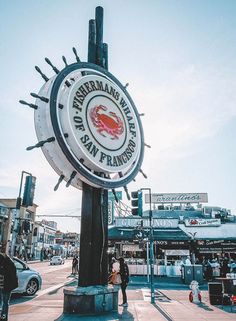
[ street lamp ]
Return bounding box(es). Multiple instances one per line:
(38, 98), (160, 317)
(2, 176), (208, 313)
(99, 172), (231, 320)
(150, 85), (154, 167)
(11, 170), (32, 257)
(141, 188), (155, 304)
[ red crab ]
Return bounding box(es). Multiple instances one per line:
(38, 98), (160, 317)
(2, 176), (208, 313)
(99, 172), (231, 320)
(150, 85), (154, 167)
(90, 105), (124, 139)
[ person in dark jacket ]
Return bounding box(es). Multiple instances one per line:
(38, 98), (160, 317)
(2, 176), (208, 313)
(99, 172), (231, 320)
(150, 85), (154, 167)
(118, 257), (129, 307)
(0, 253), (18, 321)
(72, 256), (78, 275)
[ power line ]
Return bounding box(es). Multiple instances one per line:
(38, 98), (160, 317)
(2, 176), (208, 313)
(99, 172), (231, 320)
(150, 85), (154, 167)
(36, 214), (81, 219)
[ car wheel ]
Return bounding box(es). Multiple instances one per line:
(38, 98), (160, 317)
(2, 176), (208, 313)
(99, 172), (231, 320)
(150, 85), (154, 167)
(25, 279), (39, 296)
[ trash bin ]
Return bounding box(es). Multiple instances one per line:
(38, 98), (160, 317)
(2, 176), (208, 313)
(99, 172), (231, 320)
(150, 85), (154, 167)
(208, 282), (222, 305)
(222, 278), (236, 295)
(193, 265), (203, 284)
(182, 265), (193, 284)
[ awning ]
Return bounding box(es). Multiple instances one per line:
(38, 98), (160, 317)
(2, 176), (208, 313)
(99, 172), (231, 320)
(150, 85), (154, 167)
(108, 227), (190, 241)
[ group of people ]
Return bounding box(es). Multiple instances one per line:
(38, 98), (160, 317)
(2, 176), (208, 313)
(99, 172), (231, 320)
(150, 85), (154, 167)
(203, 257), (236, 280)
(109, 257), (130, 307)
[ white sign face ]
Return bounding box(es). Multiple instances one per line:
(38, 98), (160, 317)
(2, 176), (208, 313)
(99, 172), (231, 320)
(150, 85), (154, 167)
(122, 244), (142, 252)
(145, 193), (208, 204)
(115, 218), (178, 228)
(165, 249), (189, 256)
(67, 75), (140, 172)
(34, 63), (144, 189)
(184, 218), (221, 227)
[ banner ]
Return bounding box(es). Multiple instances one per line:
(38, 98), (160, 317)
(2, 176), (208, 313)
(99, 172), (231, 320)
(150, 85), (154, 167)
(185, 218), (221, 227)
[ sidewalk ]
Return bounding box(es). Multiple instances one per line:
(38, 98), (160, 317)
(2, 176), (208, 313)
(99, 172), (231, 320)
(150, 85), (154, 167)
(10, 276), (236, 321)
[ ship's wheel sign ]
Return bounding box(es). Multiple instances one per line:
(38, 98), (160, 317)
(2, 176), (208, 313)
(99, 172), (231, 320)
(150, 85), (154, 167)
(28, 62), (145, 189)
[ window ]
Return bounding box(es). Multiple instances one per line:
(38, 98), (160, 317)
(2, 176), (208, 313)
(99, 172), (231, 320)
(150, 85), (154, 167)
(13, 259), (25, 271)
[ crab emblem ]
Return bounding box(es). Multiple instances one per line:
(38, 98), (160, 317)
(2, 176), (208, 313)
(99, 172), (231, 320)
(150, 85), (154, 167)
(90, 105), (124, 139)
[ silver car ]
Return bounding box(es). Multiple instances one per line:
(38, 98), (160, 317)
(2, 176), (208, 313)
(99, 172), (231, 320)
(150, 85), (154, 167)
(50, 255), (65, 265)
(12, 257), (42, 295)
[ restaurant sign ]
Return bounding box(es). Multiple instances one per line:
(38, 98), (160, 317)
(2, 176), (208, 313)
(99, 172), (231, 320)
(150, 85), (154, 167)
(145, 193), (208, 204)
(185, 218), (221, 227)
(115, 218), (178, 228)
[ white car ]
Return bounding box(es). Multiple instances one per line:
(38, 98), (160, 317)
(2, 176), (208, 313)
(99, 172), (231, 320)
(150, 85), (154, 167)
(13, 257), (42, 296)
(50, 255), (65, 265)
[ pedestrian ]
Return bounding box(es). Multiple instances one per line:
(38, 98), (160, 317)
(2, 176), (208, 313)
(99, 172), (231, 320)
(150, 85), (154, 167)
(0, 253), (18, 321)
(205, 259), (213, 281)
(72, 256), (78, 275)
(185, 256), (191, 266)
(118, 257), (129, 307)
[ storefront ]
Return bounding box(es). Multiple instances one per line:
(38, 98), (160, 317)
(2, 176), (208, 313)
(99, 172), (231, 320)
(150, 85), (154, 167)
(108, 217), (191, 276)
(108, 212), (236, 277)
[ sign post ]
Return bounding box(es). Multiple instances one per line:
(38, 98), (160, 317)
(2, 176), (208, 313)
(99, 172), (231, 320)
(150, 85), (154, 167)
(22, 6), (145, 315)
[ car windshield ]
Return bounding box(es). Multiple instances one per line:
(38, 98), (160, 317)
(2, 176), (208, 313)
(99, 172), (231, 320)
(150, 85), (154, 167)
(13, 258), (27, 270)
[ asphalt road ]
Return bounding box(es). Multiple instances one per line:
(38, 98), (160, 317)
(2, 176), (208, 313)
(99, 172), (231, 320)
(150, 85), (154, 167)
(11, 259), (75, 305)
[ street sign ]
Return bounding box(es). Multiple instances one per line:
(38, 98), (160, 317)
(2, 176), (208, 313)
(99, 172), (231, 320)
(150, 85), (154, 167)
(108, 191), (122, 201)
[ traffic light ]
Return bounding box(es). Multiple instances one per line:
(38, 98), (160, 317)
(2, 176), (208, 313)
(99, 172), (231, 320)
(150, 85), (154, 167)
(22, 175), (36, 207)
(131, 190), (143, 216)
(23, 220), (31, 234)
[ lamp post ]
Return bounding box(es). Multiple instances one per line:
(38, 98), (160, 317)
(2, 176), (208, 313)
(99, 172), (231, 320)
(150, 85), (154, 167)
(11, 170), (32, 257)
(141, 188), (155, 304)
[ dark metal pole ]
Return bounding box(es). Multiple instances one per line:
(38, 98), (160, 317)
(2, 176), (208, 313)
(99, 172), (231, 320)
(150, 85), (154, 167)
(78, 183), (93, 286)
(141, 188), (155, 303)
(95, 6), (103, 67)
(78, 6), (108, 287)
(88, 19), (96, 63)
(148, 188), (155, 304)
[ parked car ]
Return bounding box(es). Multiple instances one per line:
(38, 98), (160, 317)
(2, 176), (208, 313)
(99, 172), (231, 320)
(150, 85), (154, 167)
(50, 255), (65, 265)
(12, 257), (42, 295)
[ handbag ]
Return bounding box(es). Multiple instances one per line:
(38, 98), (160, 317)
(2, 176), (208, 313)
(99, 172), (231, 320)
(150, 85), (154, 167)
(111, 272), (122, 285)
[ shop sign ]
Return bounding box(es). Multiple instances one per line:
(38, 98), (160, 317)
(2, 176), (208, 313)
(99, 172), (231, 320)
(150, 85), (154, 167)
(165, 249), (189, 256)
(115, 218), (178, 228)
(146, 193), (208, 204)
(122, 244), (142, 252)
(197, 240), (236, 248)
(156, 240), (188, 249)
(185, 218), (221, 227)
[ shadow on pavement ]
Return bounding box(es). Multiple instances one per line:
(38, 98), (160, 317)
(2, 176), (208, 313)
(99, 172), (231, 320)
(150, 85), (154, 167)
(55, 308), (135, 321)
(197, 302), (214, 311)
(118, 307), (135, 320)
(10, 293), (37, 305)
(153, 303), (172, 321)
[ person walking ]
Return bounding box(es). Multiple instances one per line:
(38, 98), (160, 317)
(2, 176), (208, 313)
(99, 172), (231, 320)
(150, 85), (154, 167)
(0, 253), (18, 321)
(72, 256), (78, 275)
(118, 257), (129, 307)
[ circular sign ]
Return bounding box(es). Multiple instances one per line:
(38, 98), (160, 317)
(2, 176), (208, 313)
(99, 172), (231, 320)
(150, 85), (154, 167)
(34, 62), (144, 189)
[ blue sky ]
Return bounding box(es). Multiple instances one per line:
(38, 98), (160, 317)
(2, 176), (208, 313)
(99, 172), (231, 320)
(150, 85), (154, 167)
(0, 0), (236, 231)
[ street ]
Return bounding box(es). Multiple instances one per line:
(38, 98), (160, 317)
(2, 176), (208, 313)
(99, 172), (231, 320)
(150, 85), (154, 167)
(11, 259), (75, 306)
(9, 261), (236, 320)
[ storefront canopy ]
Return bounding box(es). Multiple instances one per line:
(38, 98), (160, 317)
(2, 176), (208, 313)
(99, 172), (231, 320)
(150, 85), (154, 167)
(108, 226), (190, 241)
